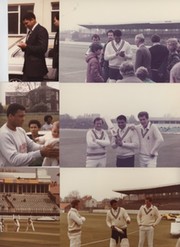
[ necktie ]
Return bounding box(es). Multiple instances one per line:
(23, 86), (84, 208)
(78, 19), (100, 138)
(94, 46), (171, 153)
(26, 30), (32, 42)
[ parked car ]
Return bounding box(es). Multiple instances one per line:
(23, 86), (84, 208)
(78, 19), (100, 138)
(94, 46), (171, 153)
(8, 34), (56, 82)
(162, 213), (180, 220)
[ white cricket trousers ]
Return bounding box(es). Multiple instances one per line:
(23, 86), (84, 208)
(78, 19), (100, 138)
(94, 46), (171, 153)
(139, 154), (157, 168)
(138, 226), (154, 247)
(109, 238), (130, 247)
(86, 157), (106, 167)
(68, 233), (81, 247)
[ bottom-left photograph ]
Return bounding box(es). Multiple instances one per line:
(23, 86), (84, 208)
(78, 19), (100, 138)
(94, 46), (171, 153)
(0, 167), (60, 247)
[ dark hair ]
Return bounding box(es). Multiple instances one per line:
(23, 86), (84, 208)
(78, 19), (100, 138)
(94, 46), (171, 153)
(110, 199), (118, 206)
(44, 115), (53, 122)
(116, 115), (127, 122)
(151, 34), (160, 43)
(107, 30), (114, 35)
(90, 43), (103, 53)
(7, 103), (26, 117)
(28, 120), (41, 129)
(93, 117), (104, 124)
(22, 12), (36, 21)
(114, 30), (122, 37)
(54, 13), (59, 21)
(91, 34), (100, 40)
(71, 199), (80, 208)
(138, 111), (149, 119)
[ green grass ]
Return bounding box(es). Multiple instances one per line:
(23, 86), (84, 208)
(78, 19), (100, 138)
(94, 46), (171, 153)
(60, 129), (180, 167)
(60, 212), (178, 247)
(0, 113), (59, 132)
(0, 220), (60, 247)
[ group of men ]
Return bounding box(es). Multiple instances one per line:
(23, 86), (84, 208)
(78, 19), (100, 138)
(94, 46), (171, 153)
(86, 29), (180, 83)
(18, 12), (59, 81)
(86, 112), (164, 168)
(0, 103), (59, 167)
(0, 218), (35, 232)
(67, 197), (161, 247)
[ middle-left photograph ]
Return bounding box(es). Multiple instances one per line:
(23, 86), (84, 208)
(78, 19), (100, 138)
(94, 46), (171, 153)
(0, 82), (60, 167)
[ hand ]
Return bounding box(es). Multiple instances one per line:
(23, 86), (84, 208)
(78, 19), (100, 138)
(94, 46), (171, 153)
(81, 217), (86, 222)
(115, 137), (122, 146)
(119, 51), (125, 57)
(126, 220), (130, 224)
(17, 41), (27, 49)
(40, 144), (59, 158)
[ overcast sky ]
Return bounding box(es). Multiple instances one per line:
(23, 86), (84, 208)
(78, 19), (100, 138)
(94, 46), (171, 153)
(60, 168), (180, 200)
(60, 84), (180, 119)
(0, 82), (59, 105)
(61, 0), (180, 31)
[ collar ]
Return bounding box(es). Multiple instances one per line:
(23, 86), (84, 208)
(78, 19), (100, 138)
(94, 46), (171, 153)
(118, 125), (128, 133)
(141, 121), (151, 130)
(152, 42), (160, 46)
(139, 43), (145, 48)
(31, 22), (38, 31)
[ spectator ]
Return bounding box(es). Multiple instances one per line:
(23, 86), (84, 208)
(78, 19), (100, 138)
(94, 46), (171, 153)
(28, 119), (41, 142)
(134, 33), (151, 75)
(118, 61), (142, 83)
(41, 115), (53, 130)
(170, 62), (180, 82)
(149, 34), (169, 82)
(86, 43), (104, 82)
(166, 38), (180, 81)
(135, 66), (154, 82)
(85, 34), (101, 56)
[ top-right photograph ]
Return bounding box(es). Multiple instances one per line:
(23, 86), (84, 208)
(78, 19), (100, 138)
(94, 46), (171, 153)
(60, 0), (180, 83)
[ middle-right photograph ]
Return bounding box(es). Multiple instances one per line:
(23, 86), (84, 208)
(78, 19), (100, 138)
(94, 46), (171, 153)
(60, 83), (180, 168)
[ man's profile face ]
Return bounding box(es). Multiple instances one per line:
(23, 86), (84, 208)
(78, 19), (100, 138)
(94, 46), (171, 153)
(94, 120), (103, 131)
(9, 110), (25, 127)
(23, 18), (36, 30)
(117, 119), (126, 130)
(139, 116), (149, 128)
(53, 17), (59, 27)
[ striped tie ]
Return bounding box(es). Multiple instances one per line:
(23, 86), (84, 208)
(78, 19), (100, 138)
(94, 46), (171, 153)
(26, 30), (32, 42)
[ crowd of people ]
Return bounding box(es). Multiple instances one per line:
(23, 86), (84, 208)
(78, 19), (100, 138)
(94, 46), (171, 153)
(17, 12), (59, 82)
(67, 197), (163, 247)
(0, 103), (59, 167)
(85, 30), (180, 83)
(86, 112), (164, 168)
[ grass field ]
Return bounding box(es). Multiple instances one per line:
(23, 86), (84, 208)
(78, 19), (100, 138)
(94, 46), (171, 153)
(60, 212), (178, 247)
(60, 42), (137, 83)
(0, 113), (59, 132)
(0, 220), (60, 247)
(60, 129), (180, 167)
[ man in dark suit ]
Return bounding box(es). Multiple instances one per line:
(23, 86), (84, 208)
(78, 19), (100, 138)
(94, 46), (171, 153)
(134, 34), (151, 76)
(52, 13), (59, 81)
(149, 34), (169, 82)
(18, 12), (48, 81)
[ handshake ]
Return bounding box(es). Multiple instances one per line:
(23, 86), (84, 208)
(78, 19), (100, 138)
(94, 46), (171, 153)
(116, 50), (125, 57)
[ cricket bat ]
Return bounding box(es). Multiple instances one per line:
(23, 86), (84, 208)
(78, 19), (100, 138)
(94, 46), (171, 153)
(104, 116), (117, 136)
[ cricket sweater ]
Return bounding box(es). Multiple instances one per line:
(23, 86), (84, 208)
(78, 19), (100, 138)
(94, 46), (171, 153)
(135, 122), (164, 156)
(86, 129), (110, 160)
(137, 205), (161, 226)
(67, 208), (84, 234)
(104, 40), (132, 69)
(106, 207), (131, 229)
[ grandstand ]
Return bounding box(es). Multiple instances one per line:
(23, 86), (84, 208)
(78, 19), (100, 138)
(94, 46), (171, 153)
(114, 183), (180, 210)
(0, 169), (60, 216)
(78, 21), (180, 44)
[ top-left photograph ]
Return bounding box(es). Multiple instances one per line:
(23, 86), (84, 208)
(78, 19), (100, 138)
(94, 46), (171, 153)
(7, 0), (59, 82)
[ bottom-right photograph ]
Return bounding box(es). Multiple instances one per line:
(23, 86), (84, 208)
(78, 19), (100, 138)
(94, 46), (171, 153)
(60, 168), (180, 247)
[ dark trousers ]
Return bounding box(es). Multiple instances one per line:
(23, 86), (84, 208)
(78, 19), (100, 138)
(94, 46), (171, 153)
(116, 156), (134, 167)
(111, 228), (127, 244)
(109, 68), (123, 80)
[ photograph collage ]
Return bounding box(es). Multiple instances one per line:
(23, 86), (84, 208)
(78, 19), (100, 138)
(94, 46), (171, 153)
(0, 0), (180, 247)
